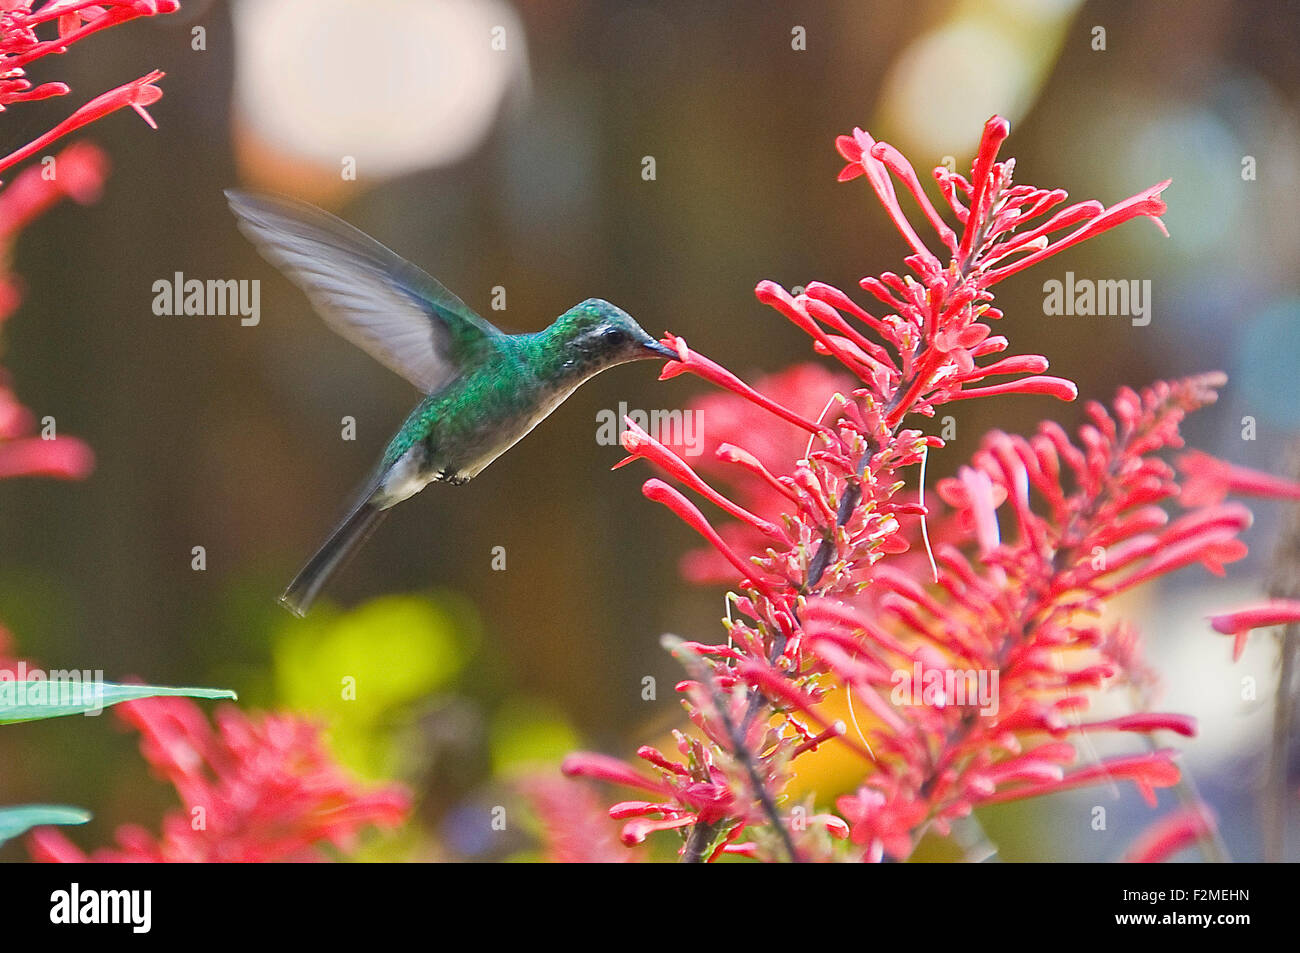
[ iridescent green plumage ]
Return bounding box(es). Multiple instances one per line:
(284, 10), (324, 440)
(226, 192), (675, 616)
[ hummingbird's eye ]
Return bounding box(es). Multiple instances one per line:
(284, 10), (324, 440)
(601, 326), (628, 346)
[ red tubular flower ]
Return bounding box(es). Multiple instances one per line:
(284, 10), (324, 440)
(0, 70), (165, 174)
(560, 752), (673, 796)
(618, 418), (784, 541)
(561, 116), (1264, 864)
(0, 141), (107, 249)
(520, 776), (634, 863)
(982, 181), (1170, 284)
(1076, 713), (1197, 737)
(1124, 804), (1218, 863)
(835, 786), (928, 861)
(1209, 600), (1300, 662)
(1, 2), (174, 186)
(980, 751), (1182, 808)
(837, 128), (942, 273)
(0, 374), (94, 481)
(943, 375), (1078, 403)
(658, 333), (833, 437)
(1178, 449), (1300, 506)
(1, 2), (177, 77)
(1, 2), (179, 482)
(0, 433), (94, 479)
(641, 478), (787, 604)
(29, 698), (410, 862)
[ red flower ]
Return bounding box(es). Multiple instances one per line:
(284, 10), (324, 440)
(837, 116), (1168, 288)
(29, 697), (410, 862)
(643, 362), (856, 585)
(1, 2), (174, 177)
(0, 373), (94, 478)
(0, 70), (164, 174)
(1178, 449), (1300, 506)
(1209, 600), (1300, 662)
(0, 2), (180, 481)
(564, 116), (1254, 863)
(1124, 804), (1218, 863)
(520, 776), (634, 863)
(835, 785), (927, 862)
(0, 141), (106, 251)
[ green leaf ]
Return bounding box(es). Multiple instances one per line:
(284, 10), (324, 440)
(0, 681), (237, 724)
(0, 804), (90, 846)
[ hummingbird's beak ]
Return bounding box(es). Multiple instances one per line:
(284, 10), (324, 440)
(642, 339), (679, 361)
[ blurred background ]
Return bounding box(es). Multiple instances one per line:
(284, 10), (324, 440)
(2, 0), (1299, 860)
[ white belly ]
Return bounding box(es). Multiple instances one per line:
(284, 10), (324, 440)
(378, 383), (579, 505)
(459, 384), (577, 479)
(378, 446), (439, 505)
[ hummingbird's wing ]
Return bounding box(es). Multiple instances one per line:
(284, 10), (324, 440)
(225, 190), (504, 393)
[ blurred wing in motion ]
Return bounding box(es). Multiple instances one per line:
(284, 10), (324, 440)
(225, 189), (503, 393)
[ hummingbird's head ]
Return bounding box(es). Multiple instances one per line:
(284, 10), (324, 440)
(552, 298), (677, 370)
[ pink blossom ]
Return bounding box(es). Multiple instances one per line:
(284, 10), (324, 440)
(1209, 600), (1300, 662)
(1124, 804), (1218, 863)
(0, 377), (93, 478)
(562, 117), (1235, 862)
(30, 697), (410, 862)
(519, 776), (634, 863)
(0, 70), (164, 174)
(1178, 449), (1300, 506)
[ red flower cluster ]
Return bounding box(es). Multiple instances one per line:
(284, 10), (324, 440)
(0, 1), (412, 867)
(519, 775), (633, 863)
(2, 1), (178, 479)
(562, 116), (1264, 862)
(0, 136), (99, 479)
(29, 697), (410, 862)
(652, 362), (857, 586)
(0, 2), (171, 174)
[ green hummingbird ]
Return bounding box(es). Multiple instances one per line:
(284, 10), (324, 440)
(226, 190), (677, 617)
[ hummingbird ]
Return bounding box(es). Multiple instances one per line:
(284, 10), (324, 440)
(225, 190), (677, 617)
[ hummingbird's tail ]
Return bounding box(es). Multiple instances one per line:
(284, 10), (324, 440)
(280, 499), (390, 617)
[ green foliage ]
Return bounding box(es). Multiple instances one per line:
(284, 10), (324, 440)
(0, 805), (89, 846)
(0, 670), (236, 852)
(0, 682), (237, 724)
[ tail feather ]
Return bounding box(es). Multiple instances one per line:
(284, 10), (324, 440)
(280, 500), (389, 617)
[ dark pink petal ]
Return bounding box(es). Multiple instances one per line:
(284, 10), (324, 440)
(0, 71), (165, 175)
(561, 752), (671, 795)
(981, 751), (1181, 807)
(1178, 449), (1300, 506)
(0, 436), (94, 479)
(1124, 805), (1217, 863)
(983, 181), (1170, 284)
(1209, 600), (1300, 661)
(946, 376), (1079, 403)
(956, 115), (1010, 263)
